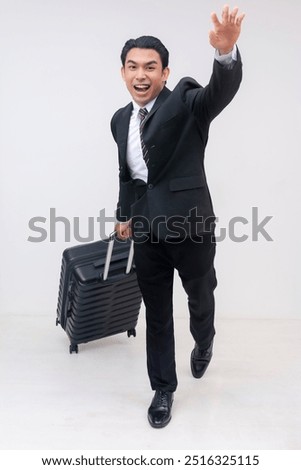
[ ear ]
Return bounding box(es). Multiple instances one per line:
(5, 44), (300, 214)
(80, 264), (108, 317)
(121, 66), (125, 81)
(162, 67), (170, 82)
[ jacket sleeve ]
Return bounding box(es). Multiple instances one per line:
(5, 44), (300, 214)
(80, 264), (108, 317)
(110, 112), (136, 223)
(115, 180), (136, 222)
(180, 48), (243, 124)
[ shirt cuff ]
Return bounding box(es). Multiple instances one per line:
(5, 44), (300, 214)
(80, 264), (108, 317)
(214, 44), (237, 65)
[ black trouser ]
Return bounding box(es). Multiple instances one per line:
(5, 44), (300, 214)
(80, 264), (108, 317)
(133, 234), (217, 392)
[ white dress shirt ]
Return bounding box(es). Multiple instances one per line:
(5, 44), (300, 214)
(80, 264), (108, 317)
(126, 97), (157, 182)
(126, 46), (237, 182)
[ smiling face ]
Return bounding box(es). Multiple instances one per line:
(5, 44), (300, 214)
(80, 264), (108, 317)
(121, 48), (170, 107)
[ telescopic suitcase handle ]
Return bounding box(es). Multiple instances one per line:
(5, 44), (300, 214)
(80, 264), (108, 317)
(103, 231), (134, 281)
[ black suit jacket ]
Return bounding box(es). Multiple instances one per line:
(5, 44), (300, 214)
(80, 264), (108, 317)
(111, 52), (242, 240)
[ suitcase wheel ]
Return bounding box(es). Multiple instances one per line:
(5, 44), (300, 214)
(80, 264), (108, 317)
(127, 328), (136, 338)
(69, 343), (78, 354)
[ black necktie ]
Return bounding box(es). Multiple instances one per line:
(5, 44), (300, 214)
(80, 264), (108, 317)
(138, 107), (149, 166)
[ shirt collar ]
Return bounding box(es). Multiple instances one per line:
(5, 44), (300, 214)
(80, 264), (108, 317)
(132, 96), (157, 115)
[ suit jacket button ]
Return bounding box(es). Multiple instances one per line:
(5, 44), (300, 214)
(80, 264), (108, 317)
(148, 184), (153, 190)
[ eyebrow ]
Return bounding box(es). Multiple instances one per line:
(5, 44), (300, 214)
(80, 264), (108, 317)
(126, 60), (158, 66)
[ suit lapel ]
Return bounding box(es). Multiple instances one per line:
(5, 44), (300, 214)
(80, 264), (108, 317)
(116, 103), (133, 164)
(144, 86), (171, 125)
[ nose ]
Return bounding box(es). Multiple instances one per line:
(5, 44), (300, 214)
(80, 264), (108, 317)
(136, 67), (146, 80)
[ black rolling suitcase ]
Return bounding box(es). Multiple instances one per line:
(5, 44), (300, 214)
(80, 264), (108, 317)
(56, 234), (142, 353)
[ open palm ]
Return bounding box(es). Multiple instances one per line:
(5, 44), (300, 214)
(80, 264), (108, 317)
(209, 5), (245, 54)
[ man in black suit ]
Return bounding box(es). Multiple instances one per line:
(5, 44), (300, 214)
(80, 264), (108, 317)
(111, 5), (245, 428)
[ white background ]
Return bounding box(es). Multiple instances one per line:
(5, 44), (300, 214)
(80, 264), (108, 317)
(0, 0), (300, 319)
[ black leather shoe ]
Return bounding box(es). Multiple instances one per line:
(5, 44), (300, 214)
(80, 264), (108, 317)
(191, 340), (213, 378)
(147, 391), (174, 428)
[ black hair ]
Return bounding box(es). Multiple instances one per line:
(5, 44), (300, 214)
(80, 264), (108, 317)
(120, 35), (169, 69)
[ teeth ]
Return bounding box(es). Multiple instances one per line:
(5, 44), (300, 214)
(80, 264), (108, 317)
(135, 85), (150, 90)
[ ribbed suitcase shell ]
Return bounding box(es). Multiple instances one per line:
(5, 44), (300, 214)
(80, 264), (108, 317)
(56, 238), (142, 353)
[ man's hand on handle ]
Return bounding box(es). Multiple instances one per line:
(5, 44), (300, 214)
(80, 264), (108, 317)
(115, 220), (132, 240)
(209, 4), (245, 55)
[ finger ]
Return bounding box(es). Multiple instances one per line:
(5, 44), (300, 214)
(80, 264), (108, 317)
(208, 30), (216, 46)
(119, 224), (129, 239)
(115, 225), (122, 239)
(121, 230), (130, 240)
(117, 229), (124, 239)
(124, 223), (132, 239)
(235, 13), (245, 26)
(211, 12), (221, 28)
(229, 6), (239, 24)
(222, 4), (230, 23)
